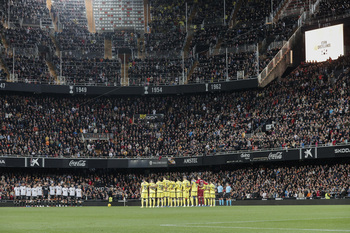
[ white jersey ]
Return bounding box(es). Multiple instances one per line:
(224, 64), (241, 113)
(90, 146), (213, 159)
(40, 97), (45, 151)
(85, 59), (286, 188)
(20, 186), (26, 196)
(62, 187), (68, 197)
(56, 186), (62, 196)
(69, 187), (76, 197)
(76, 188), (82, 198)
(37, 187), (43, 196)
(26, 187), (32, 197)
(49, 186), (55, 195)
(14, 187), (20, 196)
(32, 187), (38, 197)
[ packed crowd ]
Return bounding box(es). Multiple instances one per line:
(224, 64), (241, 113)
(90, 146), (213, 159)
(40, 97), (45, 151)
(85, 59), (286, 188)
(1, 162), (349, 201)
(112, 30), (138, 49)
(0, 56), (349, 157)
(0, 68), (7, 81)
(191, 0), (236, 26)
(190, 25), (226, 51)
(4, 27), (55, 49)
(54, 24), (104, 54)
(5, 0), (51, 24)
(313, 0), (350, 20)
(0, 0), (327, 87)
(190, 51), (258, 82)
(128, 57), (193, 86)
(51, 0), (88, 26)
(144, 30), (186, 56)
(57, 57), (121, 85)
(149, 0), (193, 33)
(4, 54), (54, 84)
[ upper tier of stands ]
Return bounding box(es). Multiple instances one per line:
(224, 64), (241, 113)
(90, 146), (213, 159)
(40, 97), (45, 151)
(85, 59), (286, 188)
(0, 0), (348, 86)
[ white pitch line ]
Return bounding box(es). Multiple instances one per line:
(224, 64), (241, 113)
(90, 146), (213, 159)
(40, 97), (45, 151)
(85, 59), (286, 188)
(181, 216), (350, 225)
(160, 225), (350, 232)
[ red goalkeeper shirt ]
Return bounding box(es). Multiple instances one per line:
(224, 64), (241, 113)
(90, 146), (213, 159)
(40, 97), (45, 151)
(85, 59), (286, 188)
(196, 179), (208, 191)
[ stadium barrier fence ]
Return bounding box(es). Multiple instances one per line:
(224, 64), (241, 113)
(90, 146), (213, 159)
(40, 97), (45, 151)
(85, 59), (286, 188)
(0, 144), (350, 169)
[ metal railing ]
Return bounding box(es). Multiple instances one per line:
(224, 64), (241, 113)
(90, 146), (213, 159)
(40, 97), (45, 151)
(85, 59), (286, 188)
(258, 25), (300, 85)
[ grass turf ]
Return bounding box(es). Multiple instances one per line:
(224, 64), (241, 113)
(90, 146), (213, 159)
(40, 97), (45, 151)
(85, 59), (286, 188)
(0, 205), (349, 232)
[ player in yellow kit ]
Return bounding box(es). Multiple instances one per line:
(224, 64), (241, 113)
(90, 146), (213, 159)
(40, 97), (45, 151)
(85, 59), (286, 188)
(148, 179), (156, 208)
(163, 177), (170, 207)
(140, 179), (149, 208)
(203, 182), (210, 206)
(182, 176), (191, 207)
(209, 181), (216, 207)
(156, 178), (164, 207)
(175, 178), (183, 207)
(190, 178), (198, 207)
(169, 179), (176, 207)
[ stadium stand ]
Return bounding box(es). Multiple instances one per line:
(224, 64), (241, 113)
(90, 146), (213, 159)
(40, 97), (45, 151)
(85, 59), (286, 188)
(0, 0), (314, 86)
(4, 0), (52, 26)
(149, 0), (193, 33)
(190, 51), (258, 82)
(3, 27), (55, 51)
(0, 161), (349, 200)
(128, 57), (193, 85)
(313, 0), (350, 20)
(54, 25), (105, 54)
(0, 56), (349, 157)
(4, 54), (54, 84)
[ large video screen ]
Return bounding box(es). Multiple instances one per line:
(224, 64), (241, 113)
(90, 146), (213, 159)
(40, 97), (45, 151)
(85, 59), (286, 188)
(305, 24), (344, 62)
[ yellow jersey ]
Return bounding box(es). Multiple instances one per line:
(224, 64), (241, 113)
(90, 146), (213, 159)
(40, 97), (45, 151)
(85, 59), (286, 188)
(163, 179), (169, 192)
(183, 180), (191, 192)
(203, 184), (210, 193)
(156, 181), (164, 193)
(210, 183), (215, 194)
(169, 181), (176, 192)
(176, 181), (183, 193)
(141, 181), (149, 194)
(149, 182), (156, 194)
(191, 180), (198, 192)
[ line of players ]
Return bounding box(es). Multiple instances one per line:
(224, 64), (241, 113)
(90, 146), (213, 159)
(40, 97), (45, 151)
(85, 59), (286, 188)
(13, 183), (83, 207)
(140, 176), (216, 208)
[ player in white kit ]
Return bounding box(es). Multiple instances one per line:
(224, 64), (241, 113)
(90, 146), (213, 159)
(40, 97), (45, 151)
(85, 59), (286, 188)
(20, 184), (26, 207)
(37, 184), (43, 207)
(14, 184), (21, 207)
(32, 185), (38, 207)
(62, 185), (69, 207)
(56, 184), (62, 207)
(75, 185), (83, 207)
(69, 184), (76, 207)
(49, 183), (56, 207)
(26, 185), (32, 207)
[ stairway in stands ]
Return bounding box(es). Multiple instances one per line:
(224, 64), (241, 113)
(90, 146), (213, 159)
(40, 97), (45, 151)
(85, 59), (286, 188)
(0, 58), (10, 81)
(46, 60), (58, 82)
(228, 0), (243, 28)
(104, 38), (112, 59)
(185, 61), (198, 84)
(137, 35), (145, 59)
(272, 0), (292, 22)
(120, 56), (129, 86)
(85, 0), (96, 33)
(144, 0), (151, 32)
(182, 6), (198, 58)
(281, 0), (309, 18)
(46, 0), (59, 32)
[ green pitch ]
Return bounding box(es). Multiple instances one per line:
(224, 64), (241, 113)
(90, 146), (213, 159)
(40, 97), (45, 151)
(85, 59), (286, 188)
(1, 205), (349, 232)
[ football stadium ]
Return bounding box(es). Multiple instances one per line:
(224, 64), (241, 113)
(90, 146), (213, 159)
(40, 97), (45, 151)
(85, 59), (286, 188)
(0, 0), (350, 232)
